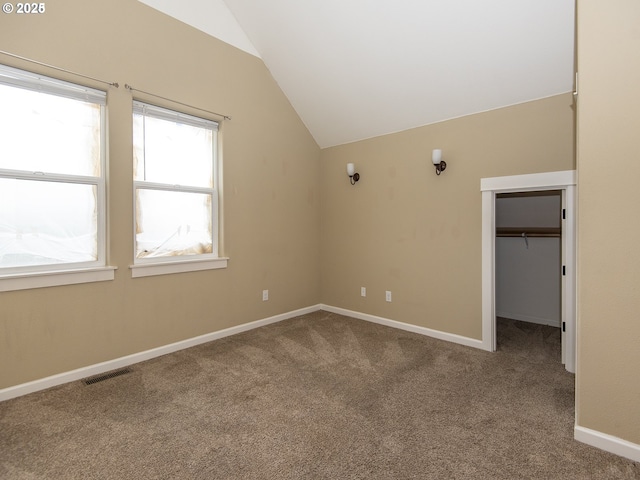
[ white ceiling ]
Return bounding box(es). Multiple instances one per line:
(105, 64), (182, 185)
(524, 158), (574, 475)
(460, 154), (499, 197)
(138, 0), (575, 148)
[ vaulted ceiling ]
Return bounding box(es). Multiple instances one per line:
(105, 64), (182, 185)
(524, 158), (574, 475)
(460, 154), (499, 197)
(138, 0), (575, 148)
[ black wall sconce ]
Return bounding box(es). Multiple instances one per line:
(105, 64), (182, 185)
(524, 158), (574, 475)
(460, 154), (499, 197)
(347, 163), (360, 185)
(432, 149), (447, 175)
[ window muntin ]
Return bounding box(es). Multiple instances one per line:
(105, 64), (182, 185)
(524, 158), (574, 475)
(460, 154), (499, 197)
(0, 64), (106, 274)
(132, 102), (219, 263)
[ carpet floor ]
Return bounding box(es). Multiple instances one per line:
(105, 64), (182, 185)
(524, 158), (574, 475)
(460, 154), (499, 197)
(1, 311), (639, 479)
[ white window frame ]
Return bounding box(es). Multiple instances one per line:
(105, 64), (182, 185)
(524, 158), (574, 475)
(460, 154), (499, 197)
(130, 101), (227, 278)
(0, 64), (115, 292)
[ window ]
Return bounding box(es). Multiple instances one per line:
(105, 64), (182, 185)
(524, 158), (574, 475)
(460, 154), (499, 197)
(0, 64), (113, 291)
(131, 101), (226, 277)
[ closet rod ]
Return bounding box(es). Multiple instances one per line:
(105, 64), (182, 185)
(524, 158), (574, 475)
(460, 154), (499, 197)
(496, 227), (561, 238)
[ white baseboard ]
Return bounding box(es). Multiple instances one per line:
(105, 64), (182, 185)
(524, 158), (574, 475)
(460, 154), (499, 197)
(6, 304), (637, 465)
(0, 304), (322, 402)
(496, 311), (561, 328)
(575, 425), (640, 463)
(320, 304), (487, 350)
(0, 304), (488, 402)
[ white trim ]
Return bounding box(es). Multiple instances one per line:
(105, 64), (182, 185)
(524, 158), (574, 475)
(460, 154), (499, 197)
(0, 304), (321, 402)
(0, 266), (116, 292)
(320, 304), (487, 350)
(481, 170), (577, 373)
(481, 170), (576, 192)
(481, 189), (496, 351)
(5, 299), (637, 465)
(130, 257), (228, 278)
(563, 185), (577, 373)
(575, 425), (640, 463)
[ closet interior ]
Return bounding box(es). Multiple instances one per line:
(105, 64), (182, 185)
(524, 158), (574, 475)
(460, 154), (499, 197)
(495, 191), (562, 335)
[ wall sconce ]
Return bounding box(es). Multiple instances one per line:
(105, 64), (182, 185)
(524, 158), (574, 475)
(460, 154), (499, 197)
(432, 149), (446, 175)
(347, 163), (360, 185)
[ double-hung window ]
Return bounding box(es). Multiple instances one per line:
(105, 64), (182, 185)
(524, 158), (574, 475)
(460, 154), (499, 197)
(131, 101), (225, 277)
(0, 64), (111, 291)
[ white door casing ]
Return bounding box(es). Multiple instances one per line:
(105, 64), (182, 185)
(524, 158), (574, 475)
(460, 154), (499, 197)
(481, 170), (576, 373)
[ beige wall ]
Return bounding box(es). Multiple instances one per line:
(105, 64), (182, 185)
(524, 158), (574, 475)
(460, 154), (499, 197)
(0, 0), (582, 422)
(320, 94), (575, 338)
(3, 0), (637, 456)
(0, 0), (321, 388)
(576, 0), (640, 444)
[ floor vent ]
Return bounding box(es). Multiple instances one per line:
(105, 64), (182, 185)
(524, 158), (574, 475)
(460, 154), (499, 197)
(83, 368), (132, 385)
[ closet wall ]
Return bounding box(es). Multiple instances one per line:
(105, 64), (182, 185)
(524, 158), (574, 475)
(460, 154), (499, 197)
(495, 192), (562, 327)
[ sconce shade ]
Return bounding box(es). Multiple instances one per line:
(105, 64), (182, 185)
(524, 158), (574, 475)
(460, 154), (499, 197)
(432, 149), (442, 165)
(347, 163), (355, 176)
(346, 162), (359, 185)
(431, 149), (446, 175)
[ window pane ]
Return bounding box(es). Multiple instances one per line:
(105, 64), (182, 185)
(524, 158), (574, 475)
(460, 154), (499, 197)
(0, 178), (98, 268)
(135, 189), (212, 259)
(133, 114), (213, 187)
(0, 85), (101, 176)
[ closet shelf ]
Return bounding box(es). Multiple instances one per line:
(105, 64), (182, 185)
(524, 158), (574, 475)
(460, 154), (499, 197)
(496, 227), (561, 238)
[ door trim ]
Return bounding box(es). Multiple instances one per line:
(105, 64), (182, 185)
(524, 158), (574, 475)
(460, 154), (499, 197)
(480, 170), (576, 373)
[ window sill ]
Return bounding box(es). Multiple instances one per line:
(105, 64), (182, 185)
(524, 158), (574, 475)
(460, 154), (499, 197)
(0, 266), (117, 292)
(130, 257), (228, 278)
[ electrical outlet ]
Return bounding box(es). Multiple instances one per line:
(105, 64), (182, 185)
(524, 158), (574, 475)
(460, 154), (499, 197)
(385, 290), (392, 302)
(361, 287), (366, 297)
(262, 289), (269, 301)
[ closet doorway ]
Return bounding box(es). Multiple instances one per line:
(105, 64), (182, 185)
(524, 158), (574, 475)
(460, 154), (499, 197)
(480, 171), (576, 373)
(495, 191), (562, 357)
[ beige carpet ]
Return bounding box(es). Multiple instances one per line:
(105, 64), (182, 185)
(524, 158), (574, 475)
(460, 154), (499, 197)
(1, 311), (639, 479)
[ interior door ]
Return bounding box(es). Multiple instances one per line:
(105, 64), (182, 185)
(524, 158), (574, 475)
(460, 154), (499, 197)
(561, 189), (567, 366)
(561, 186), (577, 373)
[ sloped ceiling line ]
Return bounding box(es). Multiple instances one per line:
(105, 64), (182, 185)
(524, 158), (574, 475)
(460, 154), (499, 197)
(139, 0), (575, 148)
